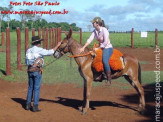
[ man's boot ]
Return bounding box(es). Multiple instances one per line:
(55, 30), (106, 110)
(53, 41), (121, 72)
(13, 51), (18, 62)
(105, 71), (112, 86)
(25, 103), (31, 110)
(32, 105), (41, 112)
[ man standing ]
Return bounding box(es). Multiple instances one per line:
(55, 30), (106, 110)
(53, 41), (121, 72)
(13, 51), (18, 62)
(25, 36), (61, 112)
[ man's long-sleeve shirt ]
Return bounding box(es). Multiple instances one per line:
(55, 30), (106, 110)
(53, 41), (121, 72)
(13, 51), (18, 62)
(25, 46), (54, 66)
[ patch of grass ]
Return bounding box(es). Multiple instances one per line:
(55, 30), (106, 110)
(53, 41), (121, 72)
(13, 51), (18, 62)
(1, 50), (163, 86)
(0, 30), (163, 88)
(139, 61), (150, 64)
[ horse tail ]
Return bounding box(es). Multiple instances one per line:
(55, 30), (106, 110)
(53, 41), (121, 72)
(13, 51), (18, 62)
(138, 62), (142, 84)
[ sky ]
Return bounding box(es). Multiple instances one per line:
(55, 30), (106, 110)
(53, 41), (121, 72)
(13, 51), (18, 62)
(1, 0), (163, 31)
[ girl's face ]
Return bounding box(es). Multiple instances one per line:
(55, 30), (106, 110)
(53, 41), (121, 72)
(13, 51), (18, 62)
(93, 22), (98, 28)
(93, 22), (101, 31)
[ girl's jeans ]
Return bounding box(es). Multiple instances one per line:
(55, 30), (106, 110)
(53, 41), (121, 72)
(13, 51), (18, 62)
(102, 48), (113, 72)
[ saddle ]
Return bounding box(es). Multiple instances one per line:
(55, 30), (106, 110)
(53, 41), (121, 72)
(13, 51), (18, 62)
(92, 49), (124, 72)
(92, 49), (124, 81)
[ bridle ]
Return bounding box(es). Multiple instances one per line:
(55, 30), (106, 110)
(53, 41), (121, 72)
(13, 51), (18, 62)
(54, 38), (95, 59)
(60, 38), (71, 54)
(54, 38), (71, 58)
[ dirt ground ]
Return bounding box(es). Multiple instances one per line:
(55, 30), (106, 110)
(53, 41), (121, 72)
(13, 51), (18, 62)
(0, 48), (162, 122)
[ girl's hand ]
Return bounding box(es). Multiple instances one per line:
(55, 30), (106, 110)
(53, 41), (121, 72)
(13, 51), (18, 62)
(79, 47), (85, 53)
(93, 48), (99, 52)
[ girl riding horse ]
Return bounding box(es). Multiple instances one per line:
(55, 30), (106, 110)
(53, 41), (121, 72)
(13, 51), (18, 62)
(80, 17), (113, 86)
(54, 28), (146, 115)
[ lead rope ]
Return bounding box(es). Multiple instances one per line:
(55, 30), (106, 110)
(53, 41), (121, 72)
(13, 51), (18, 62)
(68, 42), (97, 58)
(43, 58), (59, 68)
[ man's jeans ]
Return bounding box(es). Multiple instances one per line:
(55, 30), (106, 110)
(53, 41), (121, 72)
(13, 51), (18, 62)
(26, 71), (42, 106)
(102, 48), (113, 72)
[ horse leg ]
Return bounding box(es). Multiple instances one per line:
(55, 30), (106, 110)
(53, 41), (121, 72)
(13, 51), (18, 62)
(78, 65), (93, 115)
(82, 77), (93, 114)
(124, 75), (145, 112)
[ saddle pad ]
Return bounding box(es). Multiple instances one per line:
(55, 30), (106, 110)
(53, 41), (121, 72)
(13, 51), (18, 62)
(92, 49), (124, 72)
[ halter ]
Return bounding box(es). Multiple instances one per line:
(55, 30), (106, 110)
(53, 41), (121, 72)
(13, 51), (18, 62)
(59, 38), (71, 55)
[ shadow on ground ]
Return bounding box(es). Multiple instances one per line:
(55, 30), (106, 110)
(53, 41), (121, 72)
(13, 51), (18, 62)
(120, 82), (163, 122)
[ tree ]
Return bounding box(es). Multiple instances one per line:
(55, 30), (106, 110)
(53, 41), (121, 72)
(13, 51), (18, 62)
(0, 6), (7, 33)
(19, 11), (26, 30)
(25, 10), (35, 29)
(4, 5), (13, 28)
(105, 25), (109, 30)
(10, 19), (21, 30)
(87, 25), (92, 32)
(40, 19), (47, 28)
(32, 16), (41, 30)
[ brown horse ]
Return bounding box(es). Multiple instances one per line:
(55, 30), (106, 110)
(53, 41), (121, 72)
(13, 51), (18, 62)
(54, 28), (146, 114)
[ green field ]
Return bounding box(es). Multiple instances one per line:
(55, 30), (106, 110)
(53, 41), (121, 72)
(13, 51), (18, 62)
(0, 30), (162, 87)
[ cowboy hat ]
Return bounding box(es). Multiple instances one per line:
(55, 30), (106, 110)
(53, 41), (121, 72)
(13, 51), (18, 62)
(90, 17), (102, 23)
(31, 36), (43, 44)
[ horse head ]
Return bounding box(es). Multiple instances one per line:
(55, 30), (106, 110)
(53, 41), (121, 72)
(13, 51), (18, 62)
(53, 28), (72, 59)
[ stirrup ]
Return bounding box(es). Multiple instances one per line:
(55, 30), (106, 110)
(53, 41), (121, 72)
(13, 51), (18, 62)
(94, 74), (102, 81)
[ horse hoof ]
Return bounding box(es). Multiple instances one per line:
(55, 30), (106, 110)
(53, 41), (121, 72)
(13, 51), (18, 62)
(82, 111), (86, 115)
(138, 107), (146, 115)
(139, 108), (146, 115)
(78, 107), (83, 112)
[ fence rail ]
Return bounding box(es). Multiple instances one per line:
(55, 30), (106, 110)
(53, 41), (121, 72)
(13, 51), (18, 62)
(1, 27), (82, 76)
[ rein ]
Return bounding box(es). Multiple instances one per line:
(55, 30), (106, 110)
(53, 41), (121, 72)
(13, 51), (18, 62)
(68, 51), (93, 58)
(68, 42), (97, 58)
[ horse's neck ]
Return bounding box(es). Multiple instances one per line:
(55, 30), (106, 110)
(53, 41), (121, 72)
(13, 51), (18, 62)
(70, 39), (89, 55)
(70, 39), (92, 66)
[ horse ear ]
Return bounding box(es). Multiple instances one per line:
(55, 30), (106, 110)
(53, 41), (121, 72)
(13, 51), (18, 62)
(67, 28), (72, 39)
(65, 32), (68, 36)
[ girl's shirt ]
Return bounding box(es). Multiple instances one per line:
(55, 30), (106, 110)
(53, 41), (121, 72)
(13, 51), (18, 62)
(87, 27), (113, 48)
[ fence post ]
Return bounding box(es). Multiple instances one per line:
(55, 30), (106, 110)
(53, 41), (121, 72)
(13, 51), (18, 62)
(32, 28), (35, 37)
(52, 28), (55, 47)
(42, 27), (45, 48)
(38, 27), (41, 38)
(49, 28), (52, 48)
(46, 28), (48, 49)
(155, 28), (158, 48)
(80, 28), (82, 44)
(131, 28), (134, 48)
(1, 32), (5, 46)
(6, 27), (11, 75)
(57, 27), (61, 42)
(55, 28), (57, 46)
(16, 27), (22, 70)
(25, 27), (29, 54)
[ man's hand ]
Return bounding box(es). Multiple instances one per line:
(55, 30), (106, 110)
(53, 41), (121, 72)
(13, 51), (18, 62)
(57, 41), (62, 46)
(53, 41), (62, 51)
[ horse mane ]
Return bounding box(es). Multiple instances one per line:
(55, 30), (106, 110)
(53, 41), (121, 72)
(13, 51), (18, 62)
(70, 38), (90, 54)
(69, 38), (92, 65)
